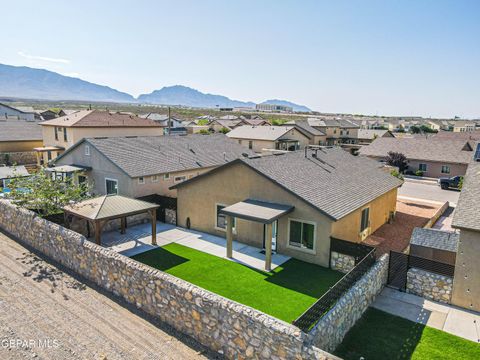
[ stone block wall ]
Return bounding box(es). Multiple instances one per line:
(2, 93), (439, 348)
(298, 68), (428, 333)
(407, 268), (453, 304)
(0, 151), (37, 165)
(330, 251), (355, 273)
(307, 254), (389, 353)
(0, 200), (340, 360)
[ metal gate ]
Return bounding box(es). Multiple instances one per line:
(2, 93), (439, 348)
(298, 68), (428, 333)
(138, 195), (177, 225)
(387, 251), (409, 291)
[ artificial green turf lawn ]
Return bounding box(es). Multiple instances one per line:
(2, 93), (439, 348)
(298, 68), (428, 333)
(132, 243), (343, 323)
(334, 308), (480, 360)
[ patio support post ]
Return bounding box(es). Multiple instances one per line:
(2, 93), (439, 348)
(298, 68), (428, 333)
(264, 222), (272, 271)
(151, 209), (157, 245)
(94, 220), (102, 245)
(226, 215), (233, 258)
(120, 217), (126, 234)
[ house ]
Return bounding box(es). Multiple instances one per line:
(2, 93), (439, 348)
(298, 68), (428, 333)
(141, 113), (185, 132)
(208, 119), (247, 132)
(295, 118), (360, 146)
(452, 121), (476, 133)
(40, 108), (67, 120)
(36, 110), (164, 165)
(0, 165), (30, 189)
(226, 126), (310, 153)
(0, 119), (43, 153)
(52, 134), (254, 198)
(0, 103), (38, 121)
(356, 129), (394, 145)
(171, 147), (402, 267)
(451, 145), (480, 312)
(283, 120), (327, 146)
(358, 137), (475, 178)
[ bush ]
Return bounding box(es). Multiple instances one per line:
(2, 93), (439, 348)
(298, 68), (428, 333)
(415, 170), (424, 177)
(219, 127), (230, 134)
(198, 129), (210, 135)
(390, 169), (404, 180)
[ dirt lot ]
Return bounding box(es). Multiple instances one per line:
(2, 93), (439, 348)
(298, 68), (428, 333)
(0, 230), (220, 360)
(363, 198), (445, 256)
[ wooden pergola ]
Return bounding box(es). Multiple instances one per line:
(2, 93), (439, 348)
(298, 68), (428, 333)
(219, 199), (294, 271)
(63, 195), (160, 246)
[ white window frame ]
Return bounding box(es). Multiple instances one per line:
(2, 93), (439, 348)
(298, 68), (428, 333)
(174, 175), (187, 183)
(441, 165), (451, 174)
(105, 178), (118, 195)
(215, 203), (236, 233)
(85, 145), (90, 156)
(138, 177), (145, 185)
(151, 175), (159, 183)
(286, 218), (316, 254)
(163, 173), (170, 180)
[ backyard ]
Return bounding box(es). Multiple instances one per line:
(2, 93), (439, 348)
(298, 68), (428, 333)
(132, 243), (343, 323)
(334, 308), (480, 360)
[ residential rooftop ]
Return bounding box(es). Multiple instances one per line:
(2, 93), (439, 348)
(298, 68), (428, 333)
(286, 120), (326, 137)
(452, 161), (480, 232)
(358, 137), (475, 164)
(174, 147), (403, 220)
(226, 125), (295, 141)
(0, 119), (42, 142)
(357, 129), (392, 140)
(40, 110), (162, 128)
(56, 134), (254, 178)
(410, 227), (459, 252)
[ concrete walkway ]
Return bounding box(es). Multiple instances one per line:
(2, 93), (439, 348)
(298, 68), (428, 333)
(372, 287), (480, 343)
(100, 222), (291, 271)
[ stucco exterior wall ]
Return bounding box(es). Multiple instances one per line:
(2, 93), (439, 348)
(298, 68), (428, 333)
(0, 140), (43, 153)
(234, 138), (276, 153)
(176, 161), (334, 266)
(331, 188), (397, 242)
(452, 229), (480, 312)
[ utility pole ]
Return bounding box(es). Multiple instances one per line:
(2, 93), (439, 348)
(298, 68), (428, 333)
(167, 106), (171, 135)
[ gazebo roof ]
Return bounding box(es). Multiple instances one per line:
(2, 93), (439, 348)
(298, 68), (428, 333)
(63, 195), (159, 221)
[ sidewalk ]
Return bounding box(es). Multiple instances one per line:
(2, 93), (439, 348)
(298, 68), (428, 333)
(372, 287), (480, 343)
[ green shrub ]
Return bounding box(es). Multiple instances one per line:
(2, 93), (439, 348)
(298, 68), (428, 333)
(415, 170), (424, 177)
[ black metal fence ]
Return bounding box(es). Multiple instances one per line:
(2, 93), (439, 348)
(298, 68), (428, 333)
(330, 237), (374, 264)
(293, 248), (377, 332)
(387, 250), (455, 291)
(137, 194), (177, 224)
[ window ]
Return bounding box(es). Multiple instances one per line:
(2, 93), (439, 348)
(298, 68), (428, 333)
(63, 127), (68, 142)
(163, 173), (170, 180)
(419, 163), (427, 172)
(216, 204), (235, 230)
(138, 177), (145, 184)
(248, 141), (253, 150)
(288, 220), (315, 250)
(54, 127), (59, 141)
(360, 207), (370, 232)
(105, 178), (118, 195)
(441, 165), (451, 174)
(238, 140), (242, 144)
(174, 175), (187, 183)
(152, 175), (159, 182)
(85, 145), (90, 156)
(47, 151), (52, 161)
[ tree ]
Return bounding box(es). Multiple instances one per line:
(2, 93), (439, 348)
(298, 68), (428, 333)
(198, 129), (210, 135)
(197, 119), (209, 126)
(390, 169), (404, 180)
(385, 151), (408, 173)
(219, 127), (230, 134)
(6, 169), (90, 217)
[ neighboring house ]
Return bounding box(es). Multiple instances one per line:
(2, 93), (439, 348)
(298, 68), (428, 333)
(296, 118), (360, 146)
(226, 125), (310, 153)
(283, 120), (327, 146)
(0, 165), (30, 189)
(36, 110), (164, 165)
(40, 108), (67, 120)
(53, 134), (254, 198)
(358, 137), (475, 178)
(208, 119), (247, 132)
(0, 103), (37, 121)
(171, 147), (402, 267)
(0, 119), (43, 153)
(141, 113), (184, 128)
(452, 120), (476, 133)
(451, 145), (480, 312)
(356, 129), (394, 145)
(409, 227), (458, 266)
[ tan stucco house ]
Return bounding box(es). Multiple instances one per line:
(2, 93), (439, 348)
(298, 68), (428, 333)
(359, 137), (475, 178)
(52, 134), (254, 199)
(283, 120), (327, 146)
(226, 125), (310, 153)
(36, 110), (164, 165)
(171, 147), (402, 268)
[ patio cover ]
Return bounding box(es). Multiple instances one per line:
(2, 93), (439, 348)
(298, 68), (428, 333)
(219, 199), (294, 224)
(33, 145), (65, 152)
(46, 165), (91, 173)
(63, 195), (159, 245)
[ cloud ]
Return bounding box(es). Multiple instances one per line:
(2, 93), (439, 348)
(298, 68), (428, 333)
(18, 51), (70, 64)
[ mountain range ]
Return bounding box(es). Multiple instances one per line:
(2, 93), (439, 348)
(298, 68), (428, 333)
(0, 64), (311, 112)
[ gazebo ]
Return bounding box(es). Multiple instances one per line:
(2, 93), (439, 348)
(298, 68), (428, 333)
(63, 195), (160, 246)
(219, 199), (294, 271)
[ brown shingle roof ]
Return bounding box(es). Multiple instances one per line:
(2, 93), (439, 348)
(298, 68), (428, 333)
(40, 110), (161, 128)
(358, 137), (475, 164)
(452, 161), (480, 232)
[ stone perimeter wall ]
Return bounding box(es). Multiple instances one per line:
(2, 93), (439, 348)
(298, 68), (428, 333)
(407, 268), (453, 304)
(307, 254), (389, 353)
(330, 251), (355, 274)
(0, 200), (340, 360)
(0, 151), (37, 166)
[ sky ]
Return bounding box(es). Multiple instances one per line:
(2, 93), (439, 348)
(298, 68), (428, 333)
(1, 0), (479, 118)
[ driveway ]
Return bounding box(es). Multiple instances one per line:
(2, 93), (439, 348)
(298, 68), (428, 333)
(0, 230), (219, 360)
(398, 179), (461, 206)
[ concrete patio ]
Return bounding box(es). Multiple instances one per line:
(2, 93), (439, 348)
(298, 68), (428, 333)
(99, 221), (291, 271)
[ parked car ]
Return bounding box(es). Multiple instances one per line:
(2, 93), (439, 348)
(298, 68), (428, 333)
(438, 176), (463, 190)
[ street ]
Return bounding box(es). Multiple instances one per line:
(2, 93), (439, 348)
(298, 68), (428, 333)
(398, 179), (461, 206)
